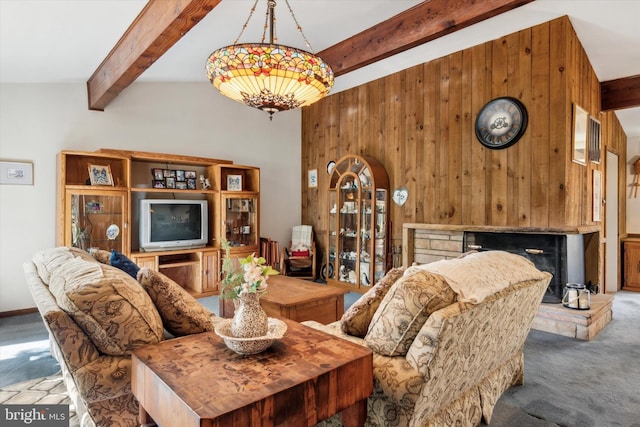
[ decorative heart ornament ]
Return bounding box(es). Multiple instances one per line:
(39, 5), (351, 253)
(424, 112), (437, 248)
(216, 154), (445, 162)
(392, 187), (408, 206)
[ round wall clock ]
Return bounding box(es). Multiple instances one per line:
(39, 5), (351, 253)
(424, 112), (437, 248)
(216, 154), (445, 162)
(475, 97), (528, 149)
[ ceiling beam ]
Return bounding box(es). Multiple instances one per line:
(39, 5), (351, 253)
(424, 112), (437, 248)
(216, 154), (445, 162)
(87, 0), (222, 111)
(601, 75), (640, 111)
(318, 0), (535, 76)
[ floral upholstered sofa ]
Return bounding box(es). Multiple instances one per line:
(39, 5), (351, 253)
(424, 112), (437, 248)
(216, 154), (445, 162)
(24, 246), (218, 427)
(304, 250), (551, 427)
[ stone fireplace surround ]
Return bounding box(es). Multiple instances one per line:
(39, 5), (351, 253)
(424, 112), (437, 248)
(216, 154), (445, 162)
(402, 224), (601, 303)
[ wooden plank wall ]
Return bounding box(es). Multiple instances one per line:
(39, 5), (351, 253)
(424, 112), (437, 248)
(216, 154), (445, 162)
(301, 16), (626, 262)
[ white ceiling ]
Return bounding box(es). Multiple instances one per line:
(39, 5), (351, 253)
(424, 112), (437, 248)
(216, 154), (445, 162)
(1, 0), (639, 137)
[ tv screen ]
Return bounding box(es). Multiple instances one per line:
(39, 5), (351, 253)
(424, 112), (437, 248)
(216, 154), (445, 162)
(139, 199), (208, 251)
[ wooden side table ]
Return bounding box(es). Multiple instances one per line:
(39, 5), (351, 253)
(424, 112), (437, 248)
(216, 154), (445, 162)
(132, 318), (373, 427)
(219, 275), (348, 323)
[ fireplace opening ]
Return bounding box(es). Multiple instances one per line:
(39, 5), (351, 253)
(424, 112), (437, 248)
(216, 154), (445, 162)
(463, 231), (587, 304)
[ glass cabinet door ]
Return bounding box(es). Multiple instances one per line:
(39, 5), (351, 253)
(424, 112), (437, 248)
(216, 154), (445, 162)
(326, 155), (389, 292)
(67, 190), (127, 253)
(222, 195), (258, 249)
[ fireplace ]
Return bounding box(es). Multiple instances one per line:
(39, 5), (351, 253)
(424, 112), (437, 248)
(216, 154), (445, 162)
(463, 231), (588, 303)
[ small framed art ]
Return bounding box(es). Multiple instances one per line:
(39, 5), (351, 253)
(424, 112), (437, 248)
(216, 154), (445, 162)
(0, 161), (33, 185)
(88, 164), (114, 186)
(227, 174), (242, 191)
(308, 169), (318, 188)
(572, 104), (588, 165)
(593, 170), (602, 222)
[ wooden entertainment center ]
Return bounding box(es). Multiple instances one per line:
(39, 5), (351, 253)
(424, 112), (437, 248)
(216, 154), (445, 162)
(56, 149), (260, 297)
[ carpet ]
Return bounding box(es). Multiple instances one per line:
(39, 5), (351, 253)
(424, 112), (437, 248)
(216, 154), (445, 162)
(1, 292), (638, 427)
(0, 373), (80, 426)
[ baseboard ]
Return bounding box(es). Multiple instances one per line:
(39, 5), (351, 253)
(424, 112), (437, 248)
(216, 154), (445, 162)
(0, 307), (38, 318)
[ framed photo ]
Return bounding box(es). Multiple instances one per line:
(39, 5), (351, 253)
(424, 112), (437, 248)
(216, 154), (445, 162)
(176, 181), (187, 190)
(185, 170), (197, 179)
(176, 170), (185, 182)
(588, 115), (601, 164)
(593, 170), (602, 222)
(152, 168), (164, 180)
(153, 180), (166, 189)
(227, 174), (242, 191)
(572, 104), (588, 165)
(163, 169), (176, 178)
(308, 169), (318, 188)
(88, 164), (114, 186)
(165, 177), (176, 189)
(186, 178), (197, 189)
(0, 161), (33, 185)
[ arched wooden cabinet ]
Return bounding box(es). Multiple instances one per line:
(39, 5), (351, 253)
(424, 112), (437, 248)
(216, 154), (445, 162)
(326, 155), (390, 293)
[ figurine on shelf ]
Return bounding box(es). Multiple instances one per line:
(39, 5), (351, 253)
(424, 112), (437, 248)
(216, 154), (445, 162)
(199, 175), (211, 190)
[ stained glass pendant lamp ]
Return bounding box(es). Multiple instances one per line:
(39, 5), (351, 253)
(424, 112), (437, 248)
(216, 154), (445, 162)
(206, 0), (334, 119)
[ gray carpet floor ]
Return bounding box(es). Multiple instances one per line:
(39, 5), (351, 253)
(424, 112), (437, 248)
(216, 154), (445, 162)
(1, 291), (638, 426)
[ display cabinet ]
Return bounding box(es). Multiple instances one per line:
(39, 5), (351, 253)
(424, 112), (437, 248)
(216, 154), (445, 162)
(214, 164), (261, 260)
(57, 149), (259, 298)
(326, 155), (389, 293)
(66, 190), (128, 253)
(57, 151), (130, 253)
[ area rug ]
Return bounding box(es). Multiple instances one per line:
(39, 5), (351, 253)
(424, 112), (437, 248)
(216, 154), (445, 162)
(0, 373), (79, 427)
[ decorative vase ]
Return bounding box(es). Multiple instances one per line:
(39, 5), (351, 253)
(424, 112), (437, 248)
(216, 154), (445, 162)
(231, 290), (268, 338)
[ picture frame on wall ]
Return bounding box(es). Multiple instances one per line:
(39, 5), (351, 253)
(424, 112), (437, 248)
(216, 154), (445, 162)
(88, 164), (114, 186)
(308, 169), (318, 188)
(593, 170), (602, 222)
(0, 161), (33, 185)
(588, 115), (601, 164)
(227, 174), (242, 191)
(572, 104), (588, 165)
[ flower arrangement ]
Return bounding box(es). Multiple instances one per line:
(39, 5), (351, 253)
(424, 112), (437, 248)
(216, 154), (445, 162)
(221, 239), (278, 300)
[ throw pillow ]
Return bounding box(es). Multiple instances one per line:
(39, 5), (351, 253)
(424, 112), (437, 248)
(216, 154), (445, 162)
(32, 246), (99, 285)
(365, 270), (456, 356)
(48, 257), (164, 356)
(137, 267), (215, 336)
(341, 267), (405, 337)
(110, 250), (140, 279)
(90, 249), (112, 265)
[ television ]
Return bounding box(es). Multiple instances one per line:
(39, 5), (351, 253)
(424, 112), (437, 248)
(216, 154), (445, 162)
(139, 199), (208, 251)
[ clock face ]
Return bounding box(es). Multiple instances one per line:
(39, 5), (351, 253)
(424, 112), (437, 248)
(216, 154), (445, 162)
(475, 97), (528, 149)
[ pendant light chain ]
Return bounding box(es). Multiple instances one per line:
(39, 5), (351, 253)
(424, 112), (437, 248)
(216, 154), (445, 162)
(284, 0), (314, 52)
(233, 0), (260, 44)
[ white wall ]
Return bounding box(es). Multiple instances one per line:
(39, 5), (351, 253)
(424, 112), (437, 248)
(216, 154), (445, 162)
(0, 82), (302, 312)
(628, 136), (640, 233)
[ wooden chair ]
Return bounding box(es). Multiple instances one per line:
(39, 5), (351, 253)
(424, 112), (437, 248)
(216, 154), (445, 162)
(280, 225), (316, 280)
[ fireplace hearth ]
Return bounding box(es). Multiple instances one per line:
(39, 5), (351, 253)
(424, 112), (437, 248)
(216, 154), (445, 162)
(463, 231), (588, 303)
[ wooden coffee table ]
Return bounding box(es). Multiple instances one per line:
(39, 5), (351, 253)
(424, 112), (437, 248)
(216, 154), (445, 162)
(219, 275), (348, 324)
(132, 318), (373, 427)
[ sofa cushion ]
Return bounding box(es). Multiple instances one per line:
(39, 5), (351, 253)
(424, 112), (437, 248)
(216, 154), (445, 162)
(109, 250), (140, 279)
(341, 267), (405, 337)
(137, 267), (215, 336)
(48, 256), (164, 356)
(32, 246), (98, 285)
(365, 270), (456, 356)
(405, 250), (547, 303)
